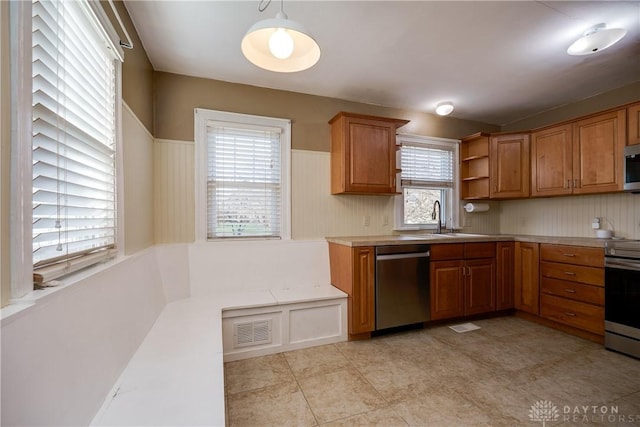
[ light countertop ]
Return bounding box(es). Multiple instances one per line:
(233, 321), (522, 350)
(325, 233), (610, 248)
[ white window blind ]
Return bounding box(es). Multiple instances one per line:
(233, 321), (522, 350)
(207, 123), (283, 239)
(400, 141), (454, 187)
(31, 0), (117, 279)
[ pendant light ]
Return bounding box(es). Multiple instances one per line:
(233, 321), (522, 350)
(567, 23), (627, 56)
(241, 0), (320, 72)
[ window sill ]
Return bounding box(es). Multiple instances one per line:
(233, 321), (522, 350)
(1, 248), (148, 325)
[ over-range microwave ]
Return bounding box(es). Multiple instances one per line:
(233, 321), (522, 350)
(625, 144), (640, 192)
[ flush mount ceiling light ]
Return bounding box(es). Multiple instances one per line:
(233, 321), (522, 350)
(435, 102), (454, 116)
(567, 23), (627, 56)
(241, 0), (320, 72)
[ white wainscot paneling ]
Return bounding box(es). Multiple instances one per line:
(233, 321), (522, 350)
(292, 149), (396, 239)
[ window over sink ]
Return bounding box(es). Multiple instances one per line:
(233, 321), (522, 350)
(395, 134), (460, 230)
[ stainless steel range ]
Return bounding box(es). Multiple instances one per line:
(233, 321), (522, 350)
(604, 240), (640, 359)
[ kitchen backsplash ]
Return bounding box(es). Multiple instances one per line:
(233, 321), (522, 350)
(499, 192), (640, 239)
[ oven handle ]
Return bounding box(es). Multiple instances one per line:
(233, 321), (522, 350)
(605, 258), (640, 271)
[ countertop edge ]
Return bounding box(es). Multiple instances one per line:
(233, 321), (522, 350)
(325, 234), (610, 248)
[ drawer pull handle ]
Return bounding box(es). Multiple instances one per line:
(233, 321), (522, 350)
(562, 253), (576, 257)
(564, 271), (576, 276)
(564, 289), (576, 293)
(565, 312), (576, 317)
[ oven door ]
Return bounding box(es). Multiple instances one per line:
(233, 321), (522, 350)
(605, 258), (640, 330)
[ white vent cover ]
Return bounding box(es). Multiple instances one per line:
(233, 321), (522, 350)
(234, 319), (272, 348)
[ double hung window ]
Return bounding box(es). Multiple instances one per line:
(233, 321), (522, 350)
(11, 0), (123, 290)
(396, 134), (459, 229)
(195, 109), (291, 241)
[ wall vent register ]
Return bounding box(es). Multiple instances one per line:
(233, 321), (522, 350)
(234, 319), (273, 348)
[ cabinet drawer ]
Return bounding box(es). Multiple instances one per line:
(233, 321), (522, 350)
(540, 277), (604, 306)
(540, 261), (604, 286)
(540, 244), (604, 267)
(540, 294), (604, 335)
(431, 244), (464, 260)
(464, 242), (496, 259)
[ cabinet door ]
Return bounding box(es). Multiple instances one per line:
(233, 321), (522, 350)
(490, 133), (530, 199)
(572, 109), (626, 194)
(465, 258), (496, 315)
(496, 242), (515, 310)
(514, 242), (540, 315)
(531, 124), (573, 197)
(351, 247), (375, 334)
(430, 260), (464, 320)
(628, 102), (640, 146)
(345, 117), (397, 194)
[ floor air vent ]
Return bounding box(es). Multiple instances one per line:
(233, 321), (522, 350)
(234, 319), (272, 348)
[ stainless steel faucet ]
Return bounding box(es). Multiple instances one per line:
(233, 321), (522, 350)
(431, 200), (441, 234)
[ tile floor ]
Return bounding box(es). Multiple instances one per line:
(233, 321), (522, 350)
(223, 316), (640, 426)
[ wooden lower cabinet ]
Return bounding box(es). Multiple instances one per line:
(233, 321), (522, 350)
(514, 242), (540, 315)
(430, 260), (464, 320)
(430, 243), (496, 320)
(539, 244), (605, 336)
(496, 242), (515, 310)
(328, 243), (375, 338)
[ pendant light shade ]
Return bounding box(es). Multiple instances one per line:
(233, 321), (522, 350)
(242, 10), (320, 72)
(567, 23), (627, 56)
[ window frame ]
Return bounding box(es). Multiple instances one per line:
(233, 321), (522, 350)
(194, 108), (291, 242)
(394, 133), (460, 231)
(9, 0), (124, 300)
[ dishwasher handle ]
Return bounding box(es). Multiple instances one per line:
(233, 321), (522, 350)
(376, 251), (430, 261)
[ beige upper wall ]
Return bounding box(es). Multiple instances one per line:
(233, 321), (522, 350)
(154, 71), (500, 150)
(103, 0), (154, 135)
(502, 81), (640, 132)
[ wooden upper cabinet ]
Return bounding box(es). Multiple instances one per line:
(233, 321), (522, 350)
(460, 133), (490, 200)
(490, 133), (530, 199)
(531, 124), (573, 197)
(531, 109), (626, 197)
(628, 102), (640, 146)
(572, 109), (626, 194)
(329, 112), (409, 195)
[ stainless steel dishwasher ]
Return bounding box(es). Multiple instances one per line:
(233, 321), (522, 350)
(375, 244), (430, 330)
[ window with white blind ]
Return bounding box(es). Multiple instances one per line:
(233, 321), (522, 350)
(195, 109), (291, 241)
(29, 0), (122, 284)
(396, 134), (460, 229)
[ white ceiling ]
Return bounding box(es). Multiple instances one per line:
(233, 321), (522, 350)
(124, 1), (640, 126)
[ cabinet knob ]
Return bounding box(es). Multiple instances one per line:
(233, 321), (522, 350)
(564, 289), (577, 293)
(562, 253), (576, 257)
(564, 312), (577, 317)
(564, 271), (576, 276)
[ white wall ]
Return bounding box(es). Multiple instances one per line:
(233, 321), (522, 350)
(188, 239), (331, 296)
(1, 249), (166, 426)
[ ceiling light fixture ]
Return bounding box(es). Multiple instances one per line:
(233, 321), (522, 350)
(435, 102), (454, 116)
(241, 0), (320, 72)
(567, 23), (627, 56)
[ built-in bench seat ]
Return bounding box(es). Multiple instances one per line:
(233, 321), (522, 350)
(91, 285), (347, 427)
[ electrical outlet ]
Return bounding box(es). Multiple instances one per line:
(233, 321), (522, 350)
(592, 217), (601, 229)
(363, 215), (370, 227)
(382, 215), (389, 226)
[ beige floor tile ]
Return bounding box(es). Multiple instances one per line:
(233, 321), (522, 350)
(319, 406), (409, 427)
(224, 353), (295, 395)
(284, 344), (351, 379)
(227, 382), (317, 427)
(357, 357), (434, 403)
(334, 338), (396, 370)
(392, 391), (492, 426)
(298, 368), (386, 424)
